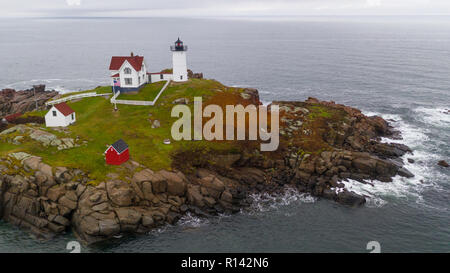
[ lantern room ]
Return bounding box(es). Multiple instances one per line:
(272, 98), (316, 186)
(170, 38), (188, 52)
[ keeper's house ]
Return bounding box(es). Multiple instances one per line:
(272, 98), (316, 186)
(109, 53), (148, 93)
(45, 102), (76, 127)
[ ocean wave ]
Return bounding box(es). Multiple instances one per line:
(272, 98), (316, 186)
(245, 186), (316, 214)
(413, 107), (450, 128)
(178, 212), (210, 228)
(4, 78), (108, 94)
(349, 109), (447, 208)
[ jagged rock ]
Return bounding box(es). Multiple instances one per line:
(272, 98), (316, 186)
(336, 191), (366, 207)
(46, 186), (66, 202)
(29, 130), (57, 146)
(106, 180), (136, 207)
(53, 215), (70, 226)
(0, 86), (58, 117)
(12, 135), (24, 145)
(159, 170), (186, 196)
(438, 160), (449, 168)
(142, 215), (155, 227)
(22, 156), (42, 171)
(132, 169), (155, 183)
(166, 212), (181, 224)
(397, 167), (414, 178)
(58, 196), (77, 210)
(9, 152), (32, 161)
(0, 125), (32, 135)
(187, 186), (204, 207)
(114, 207), (141, 226)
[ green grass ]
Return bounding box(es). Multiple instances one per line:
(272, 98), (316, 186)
(117, 82), (166, 101)
(2, 79), (240, 181)
(308, 105), (333, 119)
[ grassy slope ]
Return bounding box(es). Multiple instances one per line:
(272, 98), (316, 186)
(117, 82), (165, 101)
(3, 79), (241, 181)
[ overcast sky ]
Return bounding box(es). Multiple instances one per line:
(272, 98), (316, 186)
(1, 0), (450, 18)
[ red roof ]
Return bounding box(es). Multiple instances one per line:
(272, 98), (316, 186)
(111, 73), (119, 77)
(54, 102), (75, 117)
(4, 113), (22, 122)
(147, 72), (172, 75)
(109, 55), (144, 72)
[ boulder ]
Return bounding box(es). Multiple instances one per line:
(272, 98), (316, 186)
(106, 180), (135, 207)
(151, 120), (160, 128)
(438, 160), (449, 168)
(29, 130), (57, 146)
(132, 169), (155, 183)
(142, 215), (155, 227)
(46, 186), (66, 202)
(187, 186), (204, 207)
(22, 156), (42, 171)
(397, 167), (414, 178)
(159, 170), (186, 196)
(114, 208), (142, 226)
(98, 219), (120, 236)
(336, 191), (366, 207)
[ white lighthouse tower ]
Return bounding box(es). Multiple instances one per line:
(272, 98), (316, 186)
(170, 38), (188, 82)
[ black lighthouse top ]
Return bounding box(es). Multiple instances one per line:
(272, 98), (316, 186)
(170, 37), (188, 51)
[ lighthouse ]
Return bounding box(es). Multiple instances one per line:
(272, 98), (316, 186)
(171, 38), (188, 82)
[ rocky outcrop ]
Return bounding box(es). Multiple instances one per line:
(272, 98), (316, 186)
(0, 155), (245, 245)
(0, 92), (415, 244)
(0, 124), (81, 150)
(0, 85), (58, 117)
(187, 69), (203, 79)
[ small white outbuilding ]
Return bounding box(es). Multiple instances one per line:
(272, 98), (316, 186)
(45, 102), (76, 127)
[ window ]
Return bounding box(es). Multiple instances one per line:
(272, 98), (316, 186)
(52, 111), (56, 117)
(124, 67), (132, 74)
(71, 113), (74, 120)
(125, 78), (132, 85)
(180, 75), (183, 80)
(160, 74), (163, 80)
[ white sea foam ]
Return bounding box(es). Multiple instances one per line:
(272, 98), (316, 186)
(347, 109), (446, 207)
(413, 107), (450, 128)
(4, 78), (108, 94)
(245, 186), (316, 214)
(178, 212), (210, 228)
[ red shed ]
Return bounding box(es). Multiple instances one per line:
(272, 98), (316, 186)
(105, 139), (129, 165)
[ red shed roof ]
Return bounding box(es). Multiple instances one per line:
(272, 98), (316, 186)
(54, 102), (75, 117)
(111, 73), (119, 77)
(4, 113), (22, 122)
(109, 55), (144, 72)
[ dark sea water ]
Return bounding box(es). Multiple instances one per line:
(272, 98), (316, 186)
(0, 17), (449, 253)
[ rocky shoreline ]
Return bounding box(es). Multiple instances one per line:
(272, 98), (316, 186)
(0, 88), (415, 245)
(0, 85), (58, 117)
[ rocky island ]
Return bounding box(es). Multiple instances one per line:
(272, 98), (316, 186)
(0, 78), (413, 245)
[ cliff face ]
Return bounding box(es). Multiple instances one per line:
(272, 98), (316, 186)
(0, 88), (414, 245)
(0, 85), (58, 117)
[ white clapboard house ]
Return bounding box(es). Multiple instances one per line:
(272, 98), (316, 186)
(109, 38), (189, 92)
(109, 53), (148, 93)
(45, 102), (76, 127)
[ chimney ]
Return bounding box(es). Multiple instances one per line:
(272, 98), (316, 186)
(131, 52), (134, 57)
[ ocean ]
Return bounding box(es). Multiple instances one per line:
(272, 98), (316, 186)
(0, 17), (449, 252)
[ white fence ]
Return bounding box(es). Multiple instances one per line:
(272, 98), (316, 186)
(110, 80), (171, 106)
(46, 92), (111, 106)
